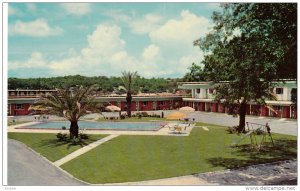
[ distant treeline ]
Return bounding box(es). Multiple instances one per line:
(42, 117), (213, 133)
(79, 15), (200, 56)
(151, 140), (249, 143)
(8, 75), (182, 94)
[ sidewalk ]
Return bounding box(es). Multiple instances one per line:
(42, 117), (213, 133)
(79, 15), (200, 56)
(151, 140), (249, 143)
(106, 160), (297, 185)
(53, 134), (119, 166)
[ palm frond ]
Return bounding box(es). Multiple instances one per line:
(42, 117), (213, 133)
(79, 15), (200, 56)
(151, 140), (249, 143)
(121, 71), (138, 92)
(35, 85), (100, 121)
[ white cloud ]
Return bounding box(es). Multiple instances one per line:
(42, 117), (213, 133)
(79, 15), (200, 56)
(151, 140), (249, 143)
(103, 9), (131, 23)
(83, 24), (125, 57)
(26, 3), (37, 12)
(8, 5), (17, 16)
(45, 24), (164, 77)
(9, 52), (48, 70)
(142, 44), (160, 61)
(47, 24), (131, 76)
(150, 10), (212, 50)
(9, 18), (63, 37)
(9, 10), (211, 78)
(145, 10), (211, 74)
(130, 13), (163, 34)
(60, 3), (91, 15)
(104, 10), (163, 35)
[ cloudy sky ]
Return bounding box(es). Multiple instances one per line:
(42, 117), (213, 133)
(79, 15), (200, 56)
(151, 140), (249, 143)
(8, 3), (221, 78)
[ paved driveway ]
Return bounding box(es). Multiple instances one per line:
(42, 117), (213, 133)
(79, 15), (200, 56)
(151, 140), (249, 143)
(188, 112), (297, 136)
(7, 139), (84, 186)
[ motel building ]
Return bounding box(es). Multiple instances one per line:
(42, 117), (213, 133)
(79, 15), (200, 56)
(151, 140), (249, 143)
(7, 90), (184, 116)
(178, 80), (297, 119)
(8, 80), (297, 119)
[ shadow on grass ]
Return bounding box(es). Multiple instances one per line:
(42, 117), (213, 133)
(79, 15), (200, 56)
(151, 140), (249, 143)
(207, 138), (297, 169)
(37, 138), (94, 149)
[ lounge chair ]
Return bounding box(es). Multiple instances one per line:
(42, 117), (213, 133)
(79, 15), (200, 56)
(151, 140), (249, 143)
(166, 123), (177, 133)
(174, 125), (183, 134)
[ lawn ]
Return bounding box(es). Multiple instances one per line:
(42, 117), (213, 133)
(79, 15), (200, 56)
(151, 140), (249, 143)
(60, 123), (297, 184)
(8, 133), (108, 162)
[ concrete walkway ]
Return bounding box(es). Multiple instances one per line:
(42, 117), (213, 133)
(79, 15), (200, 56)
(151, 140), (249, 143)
(195, 160), (297, 185)
(188, 111), (297, 136)
(107, 160), (297, 185)
(8, 111), (297, 136)
(53, 134), (119, 166)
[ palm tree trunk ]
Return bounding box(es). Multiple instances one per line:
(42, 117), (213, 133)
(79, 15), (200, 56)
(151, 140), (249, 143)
(238, 101), (247, 132)
(70, 121), (79, 138)
(126, 92), (132, 117)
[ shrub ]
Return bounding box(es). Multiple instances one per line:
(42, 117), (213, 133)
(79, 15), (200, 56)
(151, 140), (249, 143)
(226, 126), (238, 134)
(255, 128), (265, 135)
(70, 137), (81, 145)
(61, 126), (66, 130)
(141, 112), (148, 117)
(56, 133), (68, 141)
(120, 115), (126, 119)
(80, 133), (89, 139)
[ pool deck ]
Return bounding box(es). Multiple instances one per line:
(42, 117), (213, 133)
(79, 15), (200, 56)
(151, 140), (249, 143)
(8, 121), (195, 137)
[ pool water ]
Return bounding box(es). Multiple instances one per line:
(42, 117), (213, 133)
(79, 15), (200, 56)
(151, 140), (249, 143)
(19, 121), (166, 131)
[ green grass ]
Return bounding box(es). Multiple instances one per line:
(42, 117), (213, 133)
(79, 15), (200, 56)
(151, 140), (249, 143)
(60, 123), (297, 184)
(8, 133), (108, 162)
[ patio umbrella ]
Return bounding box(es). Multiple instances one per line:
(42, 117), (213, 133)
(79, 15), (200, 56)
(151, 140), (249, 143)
(165, 111), (187, 120)
(179, 106), (195, 112)
(105, 105), (121, 112)
(28, 105), (48, 112)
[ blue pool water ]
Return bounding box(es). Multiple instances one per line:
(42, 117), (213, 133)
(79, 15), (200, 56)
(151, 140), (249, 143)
(20, 121), (165, 131)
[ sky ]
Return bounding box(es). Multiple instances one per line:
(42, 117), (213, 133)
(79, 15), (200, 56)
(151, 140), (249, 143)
(8, 2), (222, 78)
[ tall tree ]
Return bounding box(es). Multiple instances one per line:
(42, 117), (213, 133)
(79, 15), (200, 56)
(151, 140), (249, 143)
(194, 3), (297, 132)
(120, 71), (138, 117)
(183, 63), (206, 82)
(35, 85), (101, 138)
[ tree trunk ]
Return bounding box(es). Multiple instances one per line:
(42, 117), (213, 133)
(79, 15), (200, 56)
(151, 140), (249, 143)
(238, 102), (247, 132)
(126, 92), (132, 118)
(69, 121), (79, 138)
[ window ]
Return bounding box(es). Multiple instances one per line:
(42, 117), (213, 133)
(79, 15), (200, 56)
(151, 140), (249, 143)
(142, 101), (148, 106)
(159, 101), (164, 105)
(15, 104), (24, 110)
(276, 88), (283, 94)
(196, 89), (200, 94)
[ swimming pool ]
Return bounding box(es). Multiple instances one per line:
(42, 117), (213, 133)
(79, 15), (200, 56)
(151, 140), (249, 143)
(17, 121), (166, 131)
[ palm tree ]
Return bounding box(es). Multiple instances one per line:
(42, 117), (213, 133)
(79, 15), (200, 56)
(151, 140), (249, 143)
(35, 85), (101, 138)
(120, 71), (138, 118)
